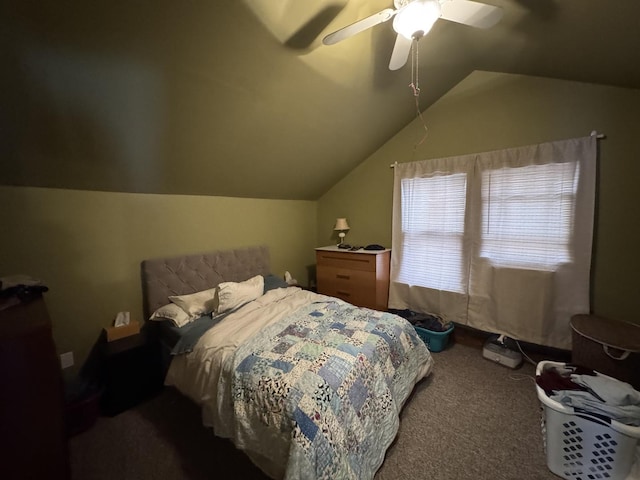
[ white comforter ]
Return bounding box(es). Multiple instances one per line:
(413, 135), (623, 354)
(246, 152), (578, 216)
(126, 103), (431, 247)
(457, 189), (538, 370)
(165, 287), (433, 479)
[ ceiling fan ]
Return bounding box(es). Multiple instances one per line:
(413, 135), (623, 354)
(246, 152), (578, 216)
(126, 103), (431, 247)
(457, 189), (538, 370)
(322, 0), (503, 70)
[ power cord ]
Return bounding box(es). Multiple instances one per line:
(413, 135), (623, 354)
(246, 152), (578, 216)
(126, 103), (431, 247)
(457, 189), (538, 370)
(508, 373), (536, 383)
(514, 338), (537, 366)
(496, 334), (537, 366)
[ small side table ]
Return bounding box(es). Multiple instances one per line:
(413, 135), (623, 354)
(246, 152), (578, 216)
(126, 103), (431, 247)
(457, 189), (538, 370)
(99, 331), (163, 416)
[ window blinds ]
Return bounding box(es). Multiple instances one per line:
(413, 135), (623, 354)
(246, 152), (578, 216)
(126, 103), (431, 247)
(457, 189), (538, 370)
(398, 173), (468, 293)
(480, 161), (579, 270)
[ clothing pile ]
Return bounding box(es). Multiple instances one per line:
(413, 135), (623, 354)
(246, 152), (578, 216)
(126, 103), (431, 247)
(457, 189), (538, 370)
(0, 274), (48, 298)
(0, 275), (48, 311)
(536, 363), (640, 426)
(388, 309), (452, 332)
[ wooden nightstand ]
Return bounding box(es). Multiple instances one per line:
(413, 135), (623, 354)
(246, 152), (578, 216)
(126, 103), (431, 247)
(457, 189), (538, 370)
(315, 246), (390, 310)
(99, 331), (163, 416)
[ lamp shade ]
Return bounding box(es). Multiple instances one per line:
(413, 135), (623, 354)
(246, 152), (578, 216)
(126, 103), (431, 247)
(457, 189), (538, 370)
(334, 218), (350, 231)
(393, 0), (441, 40)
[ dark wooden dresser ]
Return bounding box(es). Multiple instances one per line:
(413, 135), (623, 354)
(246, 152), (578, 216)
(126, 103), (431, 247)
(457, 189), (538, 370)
(0, 293), (70, 480)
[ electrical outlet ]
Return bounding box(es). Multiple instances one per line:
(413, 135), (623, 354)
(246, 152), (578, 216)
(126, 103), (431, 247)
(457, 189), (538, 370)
(60, 351), (74, 369)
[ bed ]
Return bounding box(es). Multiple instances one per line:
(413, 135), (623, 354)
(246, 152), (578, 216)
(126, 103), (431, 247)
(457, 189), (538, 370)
(141, 245), (433, 479)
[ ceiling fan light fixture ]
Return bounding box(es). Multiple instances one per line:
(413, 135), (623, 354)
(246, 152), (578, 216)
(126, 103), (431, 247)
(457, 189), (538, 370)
(393, 0), (442, 40)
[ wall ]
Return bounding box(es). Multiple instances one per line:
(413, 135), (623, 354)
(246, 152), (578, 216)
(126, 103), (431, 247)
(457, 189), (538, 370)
(0, 186), (317, 372)
(318, 71), (640, 327)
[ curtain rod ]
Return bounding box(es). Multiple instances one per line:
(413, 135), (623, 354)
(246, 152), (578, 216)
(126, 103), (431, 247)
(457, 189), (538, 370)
(389, 132), (606, 168)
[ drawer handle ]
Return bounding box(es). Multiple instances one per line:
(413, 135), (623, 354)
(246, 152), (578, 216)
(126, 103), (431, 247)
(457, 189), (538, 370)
(337, 291), (350, 297)
(336, 274), (350, 280)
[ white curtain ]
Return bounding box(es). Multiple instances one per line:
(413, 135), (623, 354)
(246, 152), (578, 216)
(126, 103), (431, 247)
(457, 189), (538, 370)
(389, 136), (597, 349)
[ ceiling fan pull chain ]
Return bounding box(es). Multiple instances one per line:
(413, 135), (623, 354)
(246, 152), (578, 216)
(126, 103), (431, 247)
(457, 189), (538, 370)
(414, 38), (420, 95)
(409, 37), (428, 155)
(409, 38), (420, 97)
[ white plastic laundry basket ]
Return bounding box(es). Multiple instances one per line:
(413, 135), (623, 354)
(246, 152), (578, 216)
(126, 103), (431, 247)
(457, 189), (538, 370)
(536, 361), (640, 480)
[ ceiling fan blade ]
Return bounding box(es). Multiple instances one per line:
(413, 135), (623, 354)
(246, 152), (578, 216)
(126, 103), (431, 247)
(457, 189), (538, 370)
(389, 34), (413, 70)
(440, 0), (503, 29)
(323, 8), (396, 45)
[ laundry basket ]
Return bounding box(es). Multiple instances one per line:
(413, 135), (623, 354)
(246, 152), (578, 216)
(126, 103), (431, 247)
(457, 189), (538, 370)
(536, 361), (640, 480)
(413, 324), (454, 352)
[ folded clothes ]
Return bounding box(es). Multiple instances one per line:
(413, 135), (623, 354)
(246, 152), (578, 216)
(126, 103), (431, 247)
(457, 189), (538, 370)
(572, 374), (640, 406)
(550, 389), (640, 426)
(555, 373), (640, 426)
(536, 369), (587, 397)
(537, 363), (640, 426)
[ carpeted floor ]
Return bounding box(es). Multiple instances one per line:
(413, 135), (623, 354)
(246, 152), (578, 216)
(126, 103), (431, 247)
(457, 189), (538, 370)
(69, 342), (559, 479)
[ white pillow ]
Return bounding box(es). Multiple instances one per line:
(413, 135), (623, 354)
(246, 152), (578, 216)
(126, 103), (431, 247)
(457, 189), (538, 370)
(169, 287), (218, 317)
(217, 275), (264, 314)
(149, 303), (192, 328)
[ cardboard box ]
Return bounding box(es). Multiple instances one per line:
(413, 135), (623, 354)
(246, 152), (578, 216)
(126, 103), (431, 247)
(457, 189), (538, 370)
(104, 321), (141, 342)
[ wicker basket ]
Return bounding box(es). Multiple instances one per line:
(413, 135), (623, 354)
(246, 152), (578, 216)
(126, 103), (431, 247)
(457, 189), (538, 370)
(571, 315), (640, 390)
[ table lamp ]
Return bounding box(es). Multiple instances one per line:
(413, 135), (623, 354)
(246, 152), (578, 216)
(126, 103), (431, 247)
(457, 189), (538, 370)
(334, 218), (350, 246)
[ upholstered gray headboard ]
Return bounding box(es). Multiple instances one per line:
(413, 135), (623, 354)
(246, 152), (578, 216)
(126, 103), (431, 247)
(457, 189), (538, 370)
(140, 245), (270, 319)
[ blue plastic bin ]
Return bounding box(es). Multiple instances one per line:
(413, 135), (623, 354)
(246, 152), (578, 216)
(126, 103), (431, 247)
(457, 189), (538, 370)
(414, 324), (454, 352)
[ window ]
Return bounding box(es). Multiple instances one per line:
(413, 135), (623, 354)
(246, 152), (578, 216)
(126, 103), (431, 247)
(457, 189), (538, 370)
(397, 173), (467, 293)
(480, 162), (579, 270)
(390, 136), (596, 350)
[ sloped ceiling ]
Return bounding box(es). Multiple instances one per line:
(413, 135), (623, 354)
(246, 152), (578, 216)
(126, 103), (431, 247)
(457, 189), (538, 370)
(2, 0), (639, 200)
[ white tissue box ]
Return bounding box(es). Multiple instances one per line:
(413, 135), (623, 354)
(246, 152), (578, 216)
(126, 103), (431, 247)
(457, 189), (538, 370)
(104, 321), (140, 342)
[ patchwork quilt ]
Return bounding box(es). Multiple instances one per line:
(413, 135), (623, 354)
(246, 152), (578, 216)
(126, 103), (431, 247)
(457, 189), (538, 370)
(230, 299), (432, 480)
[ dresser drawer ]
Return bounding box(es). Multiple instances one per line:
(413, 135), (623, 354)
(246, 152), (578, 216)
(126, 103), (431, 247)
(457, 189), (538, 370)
(316, 250), (376, 272)
(316, 266), (375, 306)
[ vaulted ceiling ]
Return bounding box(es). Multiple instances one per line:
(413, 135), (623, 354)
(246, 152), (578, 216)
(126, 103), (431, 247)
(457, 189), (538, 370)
(2, 0), (639, 200)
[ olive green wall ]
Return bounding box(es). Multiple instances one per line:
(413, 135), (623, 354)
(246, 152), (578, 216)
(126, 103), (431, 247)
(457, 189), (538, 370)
(318, 71), (640, 326)
(4, 71), (639, 371)
(0, 186), (317, 372)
